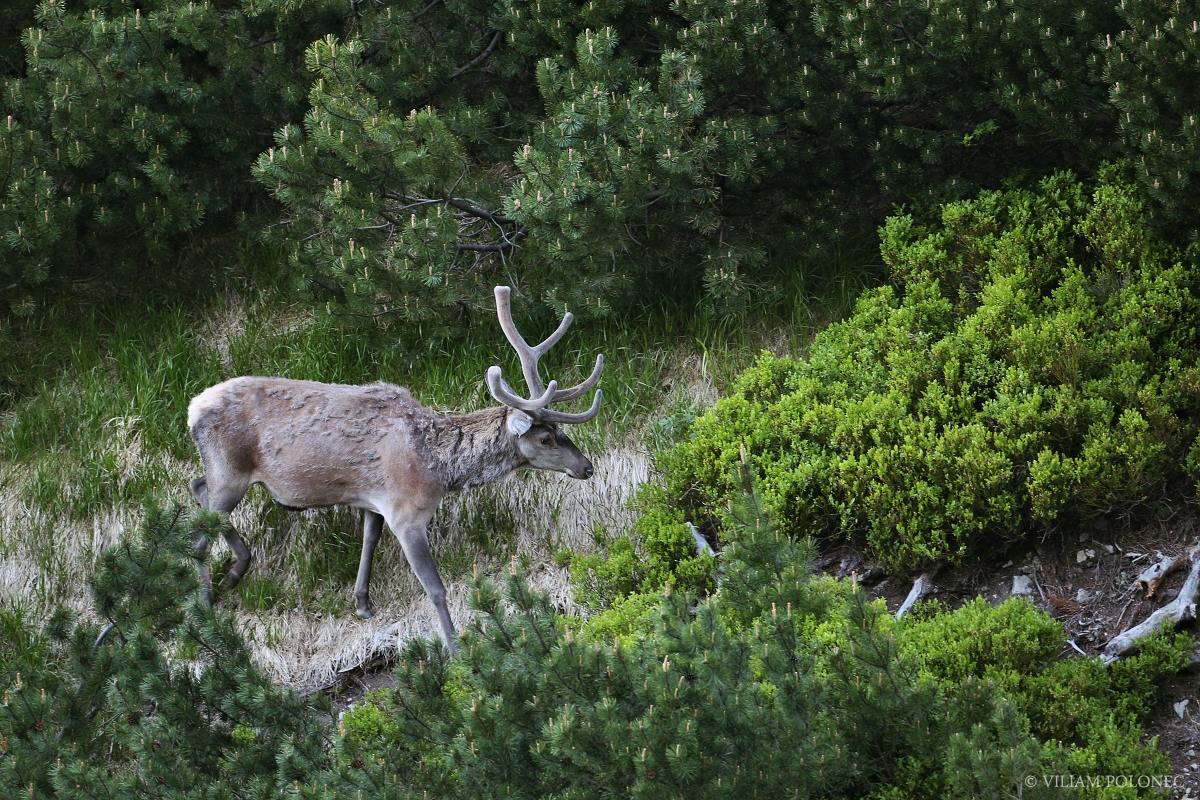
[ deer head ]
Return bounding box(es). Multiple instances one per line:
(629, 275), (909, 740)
(485, 286), (604, 480)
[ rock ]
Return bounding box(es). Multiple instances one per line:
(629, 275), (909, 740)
(1176, 698), (1191, 719)
(836, 554), (863, 578)
(1076, 548), (1097, 564)
(1102, 543), (1115, 555)
(1075, 588), (1099, 604)
(1011, 575), (1034, 597)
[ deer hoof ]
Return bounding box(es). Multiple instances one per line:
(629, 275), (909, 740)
(355, 603), (375, 621)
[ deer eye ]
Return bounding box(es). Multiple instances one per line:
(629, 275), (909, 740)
(540, 433), (555, 447)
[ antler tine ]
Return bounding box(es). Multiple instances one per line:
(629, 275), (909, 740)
(540, 389), (603, 424)
(489, 285), (603, 425)
(551, 354), (604, 403)
(485, 366), (558, 413)
(532, 311), (574, 358)
(493, 285), (547, 395)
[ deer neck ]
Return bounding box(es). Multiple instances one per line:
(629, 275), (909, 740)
(432, 406), (524, 492)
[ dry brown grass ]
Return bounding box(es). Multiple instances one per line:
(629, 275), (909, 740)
(0, 298), (734, 690)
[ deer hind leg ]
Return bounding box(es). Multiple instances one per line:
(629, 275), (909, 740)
(189, 472), (217, 604)
(385, 508), (457, 655)
(354, 511), (384, 620)
(218, 525), (253, 592)
(194, 470), (252, 597)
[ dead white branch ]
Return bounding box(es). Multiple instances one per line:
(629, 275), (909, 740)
(1134, 551), (1190, 598)
(686, 522), (715, 557)
(895, 573), (934, 620)
(1103, 544), (1200, 663)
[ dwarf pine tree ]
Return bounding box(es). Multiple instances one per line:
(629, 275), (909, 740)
(0, 506), (327, 798)
(0, 2), (34, 76)
(1105, 0), (1200, 234)
(253, 0), (1128, 328)
(4, 0), (1200, 313)
(5, 498), (1188, 798)
(0, 0), (336, 295)
(811, 0), (1121, 200)
(331, 493), (1065, 799)
(253, 0), (1200, 328)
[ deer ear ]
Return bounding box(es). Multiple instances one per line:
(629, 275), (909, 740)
(506, 409), (533, 436)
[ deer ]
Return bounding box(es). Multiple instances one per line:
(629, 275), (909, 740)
(185, 286), (603, 654)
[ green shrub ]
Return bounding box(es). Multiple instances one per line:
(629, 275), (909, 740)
(1019, 630), (1193, 744)
(896, 593), (1192, 797)
(338, 690), (400, 751)
(1062, 719), (1174, 800)
(652, 173), (1200, 567)
(899, 597), (1065, 691)
(569, 486), (715, 610)
(571, 590), (663, 645)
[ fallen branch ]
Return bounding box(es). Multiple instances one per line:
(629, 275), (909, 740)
(895, 573), (934, 620)
(1134, 550), (1190, 598)
(686, 522), (715, 557)
(1102, 544), (1200, 663)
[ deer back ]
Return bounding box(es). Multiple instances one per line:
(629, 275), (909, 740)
(188, 376), (453, 511)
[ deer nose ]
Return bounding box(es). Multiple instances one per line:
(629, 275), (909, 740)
(582, 463), (594, 479)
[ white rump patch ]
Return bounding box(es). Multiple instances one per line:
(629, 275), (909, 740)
(187, 381), (233, 430)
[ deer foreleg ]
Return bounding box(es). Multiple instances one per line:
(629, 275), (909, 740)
(355, 511), (384, 619)
(387, 511), (457, 656)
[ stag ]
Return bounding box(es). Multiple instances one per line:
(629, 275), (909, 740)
(186, 286), (603, 653)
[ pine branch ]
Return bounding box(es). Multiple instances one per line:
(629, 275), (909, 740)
(447, 30), (503, 80)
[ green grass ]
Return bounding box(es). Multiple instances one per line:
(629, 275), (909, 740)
(438, 491), (519, 579)
(1, 298), (857, 514)
(237, 573), (288, 614)
(0, 239), (878, 613)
